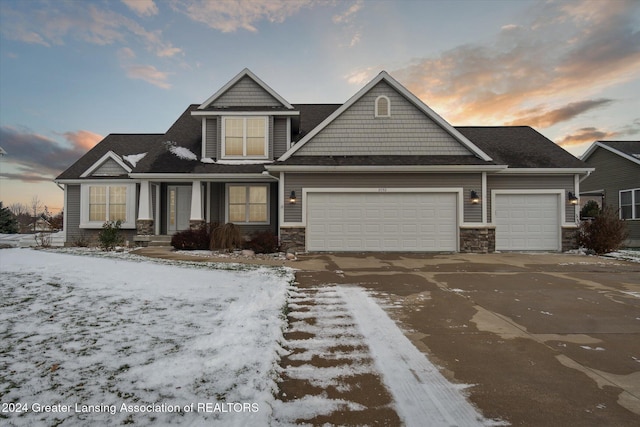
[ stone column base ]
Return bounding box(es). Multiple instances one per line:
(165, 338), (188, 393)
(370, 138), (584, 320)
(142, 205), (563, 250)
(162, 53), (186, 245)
(280, 227), (305, 253)
(190, 219), (205, 230)
(561, 227), (579, 252)
(136, 219), (154, 235)
(460, 227), (496, 253)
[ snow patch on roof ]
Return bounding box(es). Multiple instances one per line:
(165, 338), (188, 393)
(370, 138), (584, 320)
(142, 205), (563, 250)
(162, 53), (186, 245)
(164, 141), (197, 161)
(200, 157), (215, 163)
(122, 152), (147, 167)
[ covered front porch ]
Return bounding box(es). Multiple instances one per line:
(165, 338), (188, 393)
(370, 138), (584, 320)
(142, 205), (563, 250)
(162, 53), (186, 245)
(133, 177), (278, 246)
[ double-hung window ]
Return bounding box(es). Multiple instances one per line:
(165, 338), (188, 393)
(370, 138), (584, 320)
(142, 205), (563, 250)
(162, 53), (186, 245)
(223, 117), (267, 158)
(620, 189), (640, 220)
(228, 185), (268, 224)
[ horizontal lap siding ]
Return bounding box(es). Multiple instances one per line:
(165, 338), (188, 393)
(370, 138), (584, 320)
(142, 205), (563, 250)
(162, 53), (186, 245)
(284, 173), (482, 223)
(487, 175), (575, 223)
(295, 81), (472, 156)
(205, 118), (217, 158)
(91, 159), (127, 176)
(273, 117), (288, 158)
(582, 149), (640, 242)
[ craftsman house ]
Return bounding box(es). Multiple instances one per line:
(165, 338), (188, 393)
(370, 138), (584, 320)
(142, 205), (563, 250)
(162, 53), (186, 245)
(580, 140), (640, 247)
(56, 68), (592, 252)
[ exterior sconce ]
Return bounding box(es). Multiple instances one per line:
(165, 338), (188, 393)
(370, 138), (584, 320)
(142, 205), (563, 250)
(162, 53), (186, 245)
(470, 190), (480, 204)
(289, 190), (297, 204)
(568, 192), (579, 205)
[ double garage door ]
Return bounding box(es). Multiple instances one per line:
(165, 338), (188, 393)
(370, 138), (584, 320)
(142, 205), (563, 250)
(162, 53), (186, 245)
(306, 192), (457, 252)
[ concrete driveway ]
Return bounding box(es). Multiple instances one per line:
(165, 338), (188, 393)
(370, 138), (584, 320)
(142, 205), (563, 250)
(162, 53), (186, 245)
(291, 252), (640, 426)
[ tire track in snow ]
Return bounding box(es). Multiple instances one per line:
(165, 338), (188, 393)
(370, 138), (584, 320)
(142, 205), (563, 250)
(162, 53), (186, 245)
(336, 285), (507, 426)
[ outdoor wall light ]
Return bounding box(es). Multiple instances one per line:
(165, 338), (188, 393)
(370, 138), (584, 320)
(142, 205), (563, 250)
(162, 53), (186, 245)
(470, 190), (480, 204)
(289, 190), (297, 204)
(568, 191), (579, 205)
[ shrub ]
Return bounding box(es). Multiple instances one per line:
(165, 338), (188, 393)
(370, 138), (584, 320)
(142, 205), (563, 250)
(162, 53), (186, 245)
(245, 230), (280, 254)
(211, 223), (243, 251)
(171, 222), (219, 250)
(98, 220), (124, 251)
(579, 206), (629, 254)
(580, 200), (601, 219)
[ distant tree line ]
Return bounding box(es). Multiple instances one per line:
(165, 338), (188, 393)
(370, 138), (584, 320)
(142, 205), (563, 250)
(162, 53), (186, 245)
(0, 196), (63, 234)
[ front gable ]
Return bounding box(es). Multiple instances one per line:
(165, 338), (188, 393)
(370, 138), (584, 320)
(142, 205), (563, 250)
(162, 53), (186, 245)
(293, 80), (473, 156)
(197, 68), (293, 110)
(280, 72), (492, 161)
(80, 151), (131, 177)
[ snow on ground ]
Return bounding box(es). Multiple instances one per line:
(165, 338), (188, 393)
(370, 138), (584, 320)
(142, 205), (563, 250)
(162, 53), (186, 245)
(0, 248), (292, 426)
(602, 249), (640, 263)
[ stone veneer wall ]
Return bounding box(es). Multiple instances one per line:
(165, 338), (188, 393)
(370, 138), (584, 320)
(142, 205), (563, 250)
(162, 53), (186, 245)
(561, 227), (579, 252)
(280, 227), (305, 253)
(460, 227), (496, 253)
(136, 219), (154, 235)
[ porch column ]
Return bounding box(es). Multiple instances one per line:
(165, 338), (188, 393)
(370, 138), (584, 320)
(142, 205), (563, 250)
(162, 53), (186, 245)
(190, 180), (204, 229)
(136, 180), (153, 236)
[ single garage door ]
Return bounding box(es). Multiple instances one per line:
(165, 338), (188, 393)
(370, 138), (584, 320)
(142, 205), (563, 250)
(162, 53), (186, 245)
(494, 193), (560, 251)
(306, 192), (457, 252)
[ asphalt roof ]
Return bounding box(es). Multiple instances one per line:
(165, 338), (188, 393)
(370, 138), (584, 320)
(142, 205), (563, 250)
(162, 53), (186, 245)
(456, 126), (587, 169)
(57, 106), (589, 179)
(596, 141), (640, 159)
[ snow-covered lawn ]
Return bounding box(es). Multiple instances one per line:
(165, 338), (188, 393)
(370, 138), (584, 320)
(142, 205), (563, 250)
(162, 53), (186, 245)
(0, 248), (292, 426)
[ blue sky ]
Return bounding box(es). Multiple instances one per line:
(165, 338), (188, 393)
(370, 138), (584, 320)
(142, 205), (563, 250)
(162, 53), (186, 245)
(1, 0), (639, 213)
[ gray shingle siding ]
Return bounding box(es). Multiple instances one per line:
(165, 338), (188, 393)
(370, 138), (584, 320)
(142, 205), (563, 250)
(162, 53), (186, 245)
(211, 76), (282, 108)
(283, 173), (482, 223)
(487, 175), (576, 223)
(295, 81), (473, 156)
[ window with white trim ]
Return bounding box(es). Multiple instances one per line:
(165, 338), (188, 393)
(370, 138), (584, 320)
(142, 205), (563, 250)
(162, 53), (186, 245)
(81, 183), (136, 228)
(375, 95), (390, 118)
(227, 185), (269, 223)
(620, 188), (640, 219)
(222, 117), (268, 158)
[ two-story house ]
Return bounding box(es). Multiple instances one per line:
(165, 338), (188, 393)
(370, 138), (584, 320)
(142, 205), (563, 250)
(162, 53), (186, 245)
(56, 68), (592, 252)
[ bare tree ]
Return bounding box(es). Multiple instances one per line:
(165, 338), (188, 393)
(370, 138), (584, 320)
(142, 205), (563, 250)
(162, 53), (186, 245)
(8, 202), (28, 216)
(30, 195), (43, 219)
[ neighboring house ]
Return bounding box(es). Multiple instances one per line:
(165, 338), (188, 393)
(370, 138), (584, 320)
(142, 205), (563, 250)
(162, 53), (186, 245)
(580, 141), (640, 247)
(55, 69), (592, 252)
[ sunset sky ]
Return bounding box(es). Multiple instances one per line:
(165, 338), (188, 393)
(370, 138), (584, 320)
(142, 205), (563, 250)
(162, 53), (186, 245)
(1, 0), (639, 214)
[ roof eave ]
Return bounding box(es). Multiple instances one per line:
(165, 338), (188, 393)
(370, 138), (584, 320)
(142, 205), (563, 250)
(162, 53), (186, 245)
(265, 164), (507, 173)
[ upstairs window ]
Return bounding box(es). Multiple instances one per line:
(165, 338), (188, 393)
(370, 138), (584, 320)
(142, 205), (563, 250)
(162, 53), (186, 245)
(222, 117), (267, 158)
(375, 95), (390, 118)
(620, 189), (640, 220)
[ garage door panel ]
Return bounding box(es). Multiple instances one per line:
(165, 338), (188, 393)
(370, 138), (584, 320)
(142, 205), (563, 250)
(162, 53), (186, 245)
(307, 192), (457, 252)
(495, 194), (559, 251)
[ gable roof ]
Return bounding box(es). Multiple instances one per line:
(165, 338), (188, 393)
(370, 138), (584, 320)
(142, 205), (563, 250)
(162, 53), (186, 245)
(279, 71), (493, 162)
(197, 68), (294, 110)
(55, 133), (162, 181)
(80, 151), (132, 177)
(456, 126), (588, 169)
(581, 140), (640, 166)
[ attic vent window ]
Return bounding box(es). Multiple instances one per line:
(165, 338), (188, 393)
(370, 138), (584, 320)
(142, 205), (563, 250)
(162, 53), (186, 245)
(375, 95), (390, 118)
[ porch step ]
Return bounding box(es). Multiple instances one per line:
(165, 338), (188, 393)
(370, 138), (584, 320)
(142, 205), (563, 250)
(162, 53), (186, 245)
(148, 235), (173, 247)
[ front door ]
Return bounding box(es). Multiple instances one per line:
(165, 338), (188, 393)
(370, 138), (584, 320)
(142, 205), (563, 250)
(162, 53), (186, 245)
(167, 185), (191, 233)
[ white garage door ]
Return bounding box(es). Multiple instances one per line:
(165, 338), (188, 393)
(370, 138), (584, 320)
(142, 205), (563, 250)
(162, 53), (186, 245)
(494, 194), (560, 251)
(306, 192), (457, 252)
